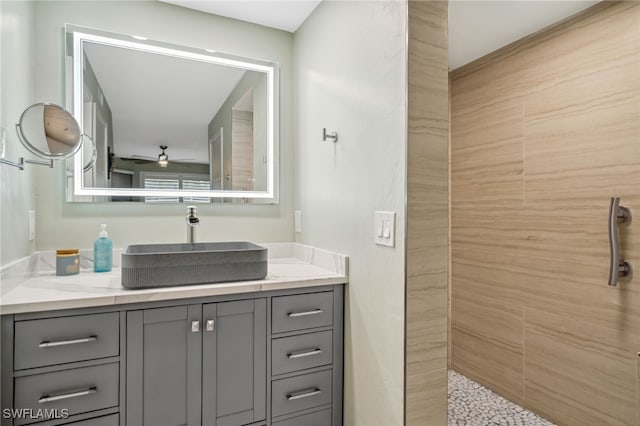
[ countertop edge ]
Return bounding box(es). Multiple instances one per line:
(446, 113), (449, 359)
(0, 277), (347, 315)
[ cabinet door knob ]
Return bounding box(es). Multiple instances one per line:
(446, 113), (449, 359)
(206, 319), (215, 332)
(191, 321), (200, 333)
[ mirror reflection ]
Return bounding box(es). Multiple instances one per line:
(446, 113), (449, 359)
(66, 25), (277, 203)
(19, 103), (82, 159)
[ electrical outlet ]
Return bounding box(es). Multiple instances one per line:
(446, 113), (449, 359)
(28, 210), (36, 241)
(294, 210), (302, 233)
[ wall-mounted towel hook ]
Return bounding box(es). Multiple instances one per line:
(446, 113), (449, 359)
(322, 128), (338, 143)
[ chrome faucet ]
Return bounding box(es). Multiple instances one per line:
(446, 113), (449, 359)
(186, 206), (199, 243)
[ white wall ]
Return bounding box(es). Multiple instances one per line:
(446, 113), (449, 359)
(0, 1), (36, 266)
(293, 2), (407, 425)
(31, 1), (294, 250)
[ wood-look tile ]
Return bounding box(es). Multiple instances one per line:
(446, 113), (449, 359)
(518, 2), (640, 100)
(523, 65), (640, 206)
(405, 366), (447, 426)
(451, 207), (530, 250)
(451, 2), (640, 423)
(406, 1), (449, 424)
(451, 326), (524, 406)
(525, 307), (638, 360)
(451, 297), (522, 353)
(525, 307), (638, 426)
(407, 272), (448, 366)
(518, 203), (640, 335)
(451, 98), (524, 208)
(451, 258), (523, 308)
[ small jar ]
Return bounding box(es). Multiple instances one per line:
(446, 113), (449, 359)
(56, 249), (80, 276)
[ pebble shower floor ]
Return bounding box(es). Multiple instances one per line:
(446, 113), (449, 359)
(448, 370), (556, 426)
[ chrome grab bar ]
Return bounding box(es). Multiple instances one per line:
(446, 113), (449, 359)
(287, 309), (323, 318)
(287, 348), (323, 359)
(39, 336), (97, 348)
(39, 387), (97, 403)
(286, 387), (321, 401)
(608, 197), (631, 286)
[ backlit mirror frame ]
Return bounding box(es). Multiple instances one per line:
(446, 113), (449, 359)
(66, 24), (279, 202)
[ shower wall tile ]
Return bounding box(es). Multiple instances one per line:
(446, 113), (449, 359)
(451, 326), (524, 406)
(451, 99), (524, 208)
(523, 62), (640, 207)
(451, 2), (640, 425)
(406, 1), (449, 424)
(452, 297), (522, 354)
(519, 206), (640, 337)
(406, 366), (448, 426)
(525, 308), (637, 426)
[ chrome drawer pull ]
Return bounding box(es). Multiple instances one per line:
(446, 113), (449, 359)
(39, 336), (97, 348)
(287, 309), (323, 318)
(39, 387), (97, 403)
(286, 387), (321, 401)
(287, 348), (323, 359)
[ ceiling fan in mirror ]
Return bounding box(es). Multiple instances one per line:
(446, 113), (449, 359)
(119, 145), (196, 168)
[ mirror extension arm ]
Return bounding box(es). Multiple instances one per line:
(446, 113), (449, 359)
(0, 103), (81, 171)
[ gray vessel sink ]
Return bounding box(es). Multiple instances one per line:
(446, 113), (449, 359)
(121, 241), (268, 289)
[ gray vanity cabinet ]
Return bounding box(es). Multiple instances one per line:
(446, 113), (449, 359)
(125, 300), (266, 426)
(202, 300), (266, 426)
(1, 285), (343, 426)
(125, 305), (202, 426)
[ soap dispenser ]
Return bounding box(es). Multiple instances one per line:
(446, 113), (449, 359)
(94, 224), (113, 272)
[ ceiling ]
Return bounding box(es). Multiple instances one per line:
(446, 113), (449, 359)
(162, 0), (599, 70)
(160, 0), (322, 32)
(449, 0), (599, 70)
(84, 1), (603, 161)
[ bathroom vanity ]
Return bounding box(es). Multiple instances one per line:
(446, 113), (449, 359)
(0, 244), (347, 426)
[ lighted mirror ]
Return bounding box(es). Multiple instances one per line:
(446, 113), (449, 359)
(65, 24), (279, 203)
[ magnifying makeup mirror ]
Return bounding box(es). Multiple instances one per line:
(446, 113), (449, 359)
(18, 103), (82, 159)
(0, 103), (83, 170)
(66, 134), (97, 174)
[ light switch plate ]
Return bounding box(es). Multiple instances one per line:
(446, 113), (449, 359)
(374, 211), (396, 247)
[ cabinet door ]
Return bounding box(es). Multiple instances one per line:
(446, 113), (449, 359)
(126, 305), (202, 426)
(202, 299), (266, 426)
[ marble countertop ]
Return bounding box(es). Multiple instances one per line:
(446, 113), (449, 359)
(0, 243), (348, 315)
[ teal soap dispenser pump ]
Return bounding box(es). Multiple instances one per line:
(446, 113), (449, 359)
(94, 224), (113, 272)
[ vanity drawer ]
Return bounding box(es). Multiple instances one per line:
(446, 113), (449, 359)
(272, 330), (333, 376)
(14, 312), (119, 370)
(14, 363), (119, 425)
(271, 369), (332, 417)
(272, 292), (333, 333)
(272, 408), (331, 426)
